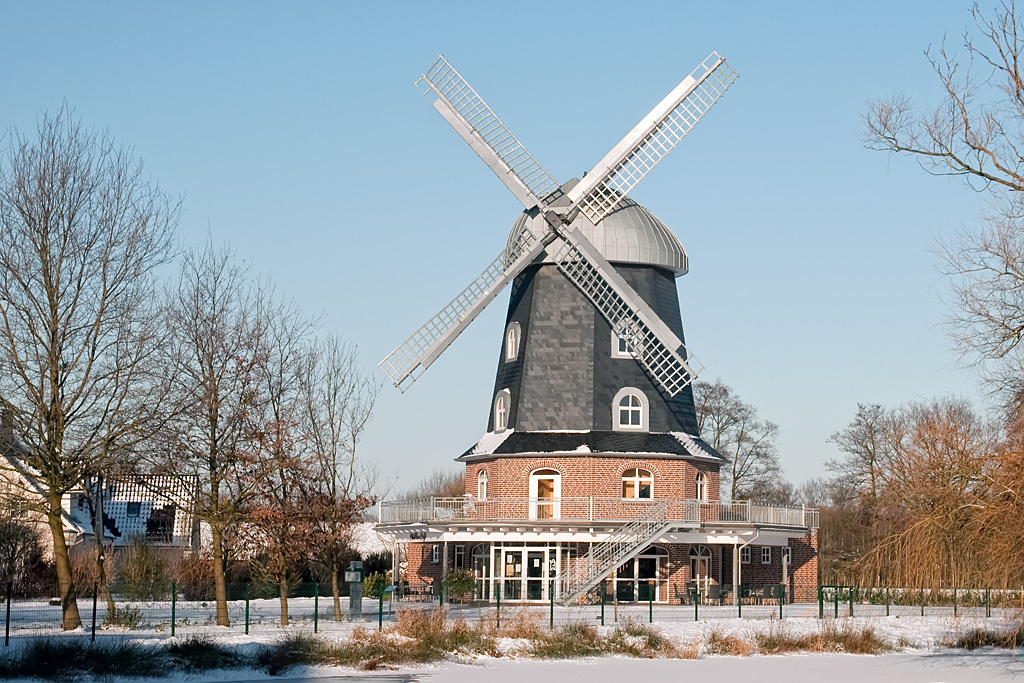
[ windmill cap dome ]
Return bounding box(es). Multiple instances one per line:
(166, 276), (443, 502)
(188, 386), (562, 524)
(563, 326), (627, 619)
(506, 178), (688, 277)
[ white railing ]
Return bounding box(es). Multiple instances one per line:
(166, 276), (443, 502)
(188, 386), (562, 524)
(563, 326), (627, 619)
(379, 497), (818, 528)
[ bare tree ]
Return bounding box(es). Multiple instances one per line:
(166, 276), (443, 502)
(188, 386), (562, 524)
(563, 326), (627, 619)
(302, 335), (380, 620)
(158, 242), (269, 626)
(865, 3), (1024, 394)
(827, 403), (893, 517)
(693, 379), (782, 500)
(248, 295), (317, 626)
(0, 107), (178, 628)
(397, 468), (465, 500)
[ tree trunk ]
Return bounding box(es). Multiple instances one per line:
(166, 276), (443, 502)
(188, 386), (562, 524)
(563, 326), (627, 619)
(210, 525), (230, 626)
(45, 503), (81, 630)
(279, 579), (289, 626)
(92, 535), (115, 616)
(332, 565), (341, 621)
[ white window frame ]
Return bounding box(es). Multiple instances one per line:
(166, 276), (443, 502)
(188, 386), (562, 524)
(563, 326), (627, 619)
(493, 389), (511, 432)
(432, 545), (440, 563)
(695, 471), (707, 501)
(741, 546), (750, 564)
(761, 546), (771, 564)
(611, 331), (636, 359)
(529, 468), (561, 521)
(454, 545), (465, 569)
(477, 470), (488, 499)
(612, 387), (649, 432)
(505, 322), (521, 361)
(621, 468), (653, 499)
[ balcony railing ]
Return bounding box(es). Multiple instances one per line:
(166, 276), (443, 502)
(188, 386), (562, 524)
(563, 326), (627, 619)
(378, 496), (818, 529)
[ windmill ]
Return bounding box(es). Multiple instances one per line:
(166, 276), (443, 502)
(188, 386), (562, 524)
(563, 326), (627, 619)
(380, 53), (737, 404)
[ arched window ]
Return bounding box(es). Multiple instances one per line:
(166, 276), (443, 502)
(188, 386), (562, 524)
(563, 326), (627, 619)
(477, 470), (488, 499)
(689, 544), (713, 588)
(493, 389), (511, 432)
(529, 468), (561, 520)
(622, 468), (653, 499)
(611, 387), (648, 431)
(505, 322), (521, 361)
(695, 471), (707, 501)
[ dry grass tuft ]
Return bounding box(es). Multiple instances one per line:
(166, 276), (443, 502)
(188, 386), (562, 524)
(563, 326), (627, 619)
(944, 621), (1024, 650)
(607, 620), (679, 658)
(705, 627), (753, 656)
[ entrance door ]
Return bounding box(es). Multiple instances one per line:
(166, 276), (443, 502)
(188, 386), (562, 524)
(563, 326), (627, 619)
(472, 546), (490, 600)
(530, 469), (561, 520)
(526, 551), (545, 600)
(502, 550), (523, 600)
(690, 545), (713, 593)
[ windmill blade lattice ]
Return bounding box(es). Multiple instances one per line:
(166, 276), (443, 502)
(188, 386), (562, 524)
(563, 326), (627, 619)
(417, 55), (561, 210)
(379, 227), (551, 391)
(552, 231), (703, 396)
(569, 53), (738, 224)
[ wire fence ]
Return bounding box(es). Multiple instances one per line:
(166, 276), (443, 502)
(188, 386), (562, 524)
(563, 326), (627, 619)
(2, 583), (1019, 642)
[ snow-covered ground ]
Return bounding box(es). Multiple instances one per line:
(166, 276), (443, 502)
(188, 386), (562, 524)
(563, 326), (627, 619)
(7, 609), (1023, 682)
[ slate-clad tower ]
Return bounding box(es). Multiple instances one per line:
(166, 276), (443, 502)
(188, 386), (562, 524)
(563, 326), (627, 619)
(463, 186), (714, 463)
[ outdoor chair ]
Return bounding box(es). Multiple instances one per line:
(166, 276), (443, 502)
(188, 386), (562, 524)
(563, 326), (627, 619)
(706, 584), (723, 605)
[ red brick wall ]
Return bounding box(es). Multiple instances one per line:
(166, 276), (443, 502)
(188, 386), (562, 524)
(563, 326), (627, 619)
(790, 529), (819, 602)
(464, 456), (720, 500)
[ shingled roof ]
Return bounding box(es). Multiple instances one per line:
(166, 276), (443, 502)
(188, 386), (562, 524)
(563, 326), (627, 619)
(458, 430), (725, 462)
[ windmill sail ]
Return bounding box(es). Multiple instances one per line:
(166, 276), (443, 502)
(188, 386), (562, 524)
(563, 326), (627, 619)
(379, 228), (552, 391)
(417, 55), (560, 210)
(567, 52), (738, 224)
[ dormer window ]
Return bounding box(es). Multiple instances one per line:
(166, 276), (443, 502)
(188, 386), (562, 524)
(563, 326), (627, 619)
(612, 387), (648, 431)
(505, 322), (521, 361)
(493, 389), (511, 432)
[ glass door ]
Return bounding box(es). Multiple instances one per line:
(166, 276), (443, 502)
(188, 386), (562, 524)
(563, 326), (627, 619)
(502, 550), (523, 600)
(530, 469), (561, 520)
(526, 551), (545, 600)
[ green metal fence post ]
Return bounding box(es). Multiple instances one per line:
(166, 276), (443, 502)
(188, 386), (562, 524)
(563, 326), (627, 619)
(495, 582), (501, 630)
(378, 587), (383, 632)
(600, 581), (605, 627)
(780, 586), (784, 620)
(171, 581), (177, 637)
(91, 582), (98, 642)
(885, 587), (890, 617)
(314, 583), (320, 634)
(818, 586), (823, 619)
(953, 588), (957, 618)
(245, 584), (250, 635)
(549, 580), (554, 629)
(439, 580), (444, 607)
(986, 589), (992, 618)
(834, 588), (839, 618)
(648, 583), (653, 624)
(4, 583), (11, 647)
(849, 587), (854, 617)
(920, 587), (925, 618)
(738, 585), (742, 619)
(694, 589), (698, 622)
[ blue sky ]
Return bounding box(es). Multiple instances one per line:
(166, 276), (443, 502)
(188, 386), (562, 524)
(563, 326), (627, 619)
(1, 1), (995, 492)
